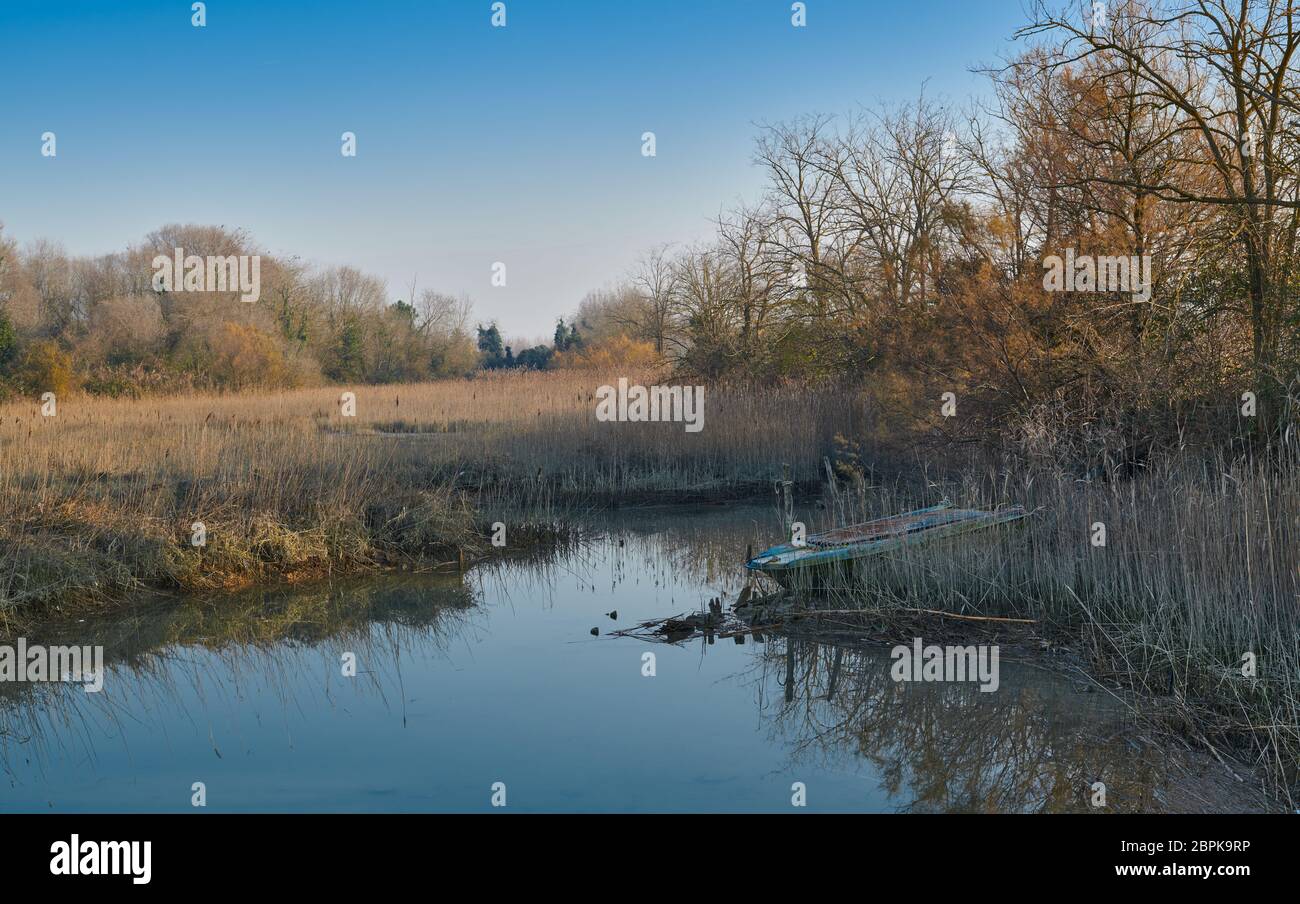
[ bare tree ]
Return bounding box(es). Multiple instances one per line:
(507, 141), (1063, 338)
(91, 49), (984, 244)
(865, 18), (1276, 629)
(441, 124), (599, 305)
(1021, 0), (1300, 384)
(628, 244), (680, 355)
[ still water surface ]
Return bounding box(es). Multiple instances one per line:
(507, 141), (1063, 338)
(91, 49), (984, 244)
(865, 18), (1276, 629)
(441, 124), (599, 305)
(1, 505), (1202, 812)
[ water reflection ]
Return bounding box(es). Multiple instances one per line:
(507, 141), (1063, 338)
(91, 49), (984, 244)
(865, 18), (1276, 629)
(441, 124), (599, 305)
(0, 504), (1264, 812)
(2, 576), (480, 792)
(748, 637), (1172, 812)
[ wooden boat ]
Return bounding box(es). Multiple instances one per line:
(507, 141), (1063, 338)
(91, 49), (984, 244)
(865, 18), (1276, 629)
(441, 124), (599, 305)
(744, 502), (1027, 589)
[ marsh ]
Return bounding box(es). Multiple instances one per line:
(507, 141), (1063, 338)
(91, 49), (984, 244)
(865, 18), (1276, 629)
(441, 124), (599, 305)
(0, 505), (1270, 813)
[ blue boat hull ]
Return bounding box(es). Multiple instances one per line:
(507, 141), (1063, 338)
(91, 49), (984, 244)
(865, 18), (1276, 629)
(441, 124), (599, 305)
(745, 503), (1027, 590)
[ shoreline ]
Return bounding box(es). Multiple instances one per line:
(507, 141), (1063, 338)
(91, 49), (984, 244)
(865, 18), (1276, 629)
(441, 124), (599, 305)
(2, 376), (1297, 806)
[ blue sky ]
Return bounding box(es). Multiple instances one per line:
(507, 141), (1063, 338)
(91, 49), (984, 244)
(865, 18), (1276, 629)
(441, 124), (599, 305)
(0, 0), (1029, 338)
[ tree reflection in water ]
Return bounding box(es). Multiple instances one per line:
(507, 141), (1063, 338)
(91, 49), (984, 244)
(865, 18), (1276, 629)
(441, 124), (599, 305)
(0, 504), (1271, 812)
(742, 633), (1215, 812)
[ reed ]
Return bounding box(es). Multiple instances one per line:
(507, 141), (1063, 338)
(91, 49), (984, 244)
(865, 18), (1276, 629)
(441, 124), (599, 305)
(6, 370), (1294, 801)
(0, 370), (847, 617)
(801, 452), (1300, 805)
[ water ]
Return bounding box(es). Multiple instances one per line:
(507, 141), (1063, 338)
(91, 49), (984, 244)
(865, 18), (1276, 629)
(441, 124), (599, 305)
(0, 504), (1224, 813)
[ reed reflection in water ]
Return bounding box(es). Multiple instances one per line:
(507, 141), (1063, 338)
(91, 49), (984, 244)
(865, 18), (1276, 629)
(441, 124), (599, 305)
(0, 505), (1261, 812)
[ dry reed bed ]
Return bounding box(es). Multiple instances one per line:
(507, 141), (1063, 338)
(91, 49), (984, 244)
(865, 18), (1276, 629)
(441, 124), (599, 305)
(811, 457), (1300, 803)
(0, 371), (847, 616)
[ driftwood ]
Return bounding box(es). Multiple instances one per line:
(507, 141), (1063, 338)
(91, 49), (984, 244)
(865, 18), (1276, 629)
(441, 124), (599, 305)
(608, 612), (724, 642)
(607, 594), (1036, 645)
(775, 607), (1036, 625)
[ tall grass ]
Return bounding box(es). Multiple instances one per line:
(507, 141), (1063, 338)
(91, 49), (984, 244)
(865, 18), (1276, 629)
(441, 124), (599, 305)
(797, 451), (1300, 803)
(0, 370), (848, 616)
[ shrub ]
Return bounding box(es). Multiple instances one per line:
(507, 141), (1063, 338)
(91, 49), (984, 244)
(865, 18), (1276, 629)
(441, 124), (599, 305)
(15, 340), (76, 396)
(209, 322), (288, 389)
(0, 309), (17, 372)
(551, 335), (659, 370)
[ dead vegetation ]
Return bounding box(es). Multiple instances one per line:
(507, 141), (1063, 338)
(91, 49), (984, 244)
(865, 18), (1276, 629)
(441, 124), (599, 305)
(0, 370), (844, 621)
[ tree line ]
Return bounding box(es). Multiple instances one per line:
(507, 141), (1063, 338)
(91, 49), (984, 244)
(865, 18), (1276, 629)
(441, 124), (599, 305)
(0, 222), (498, 396)
(578, 0), (1300, 446)
(2, 0), (1297, 454)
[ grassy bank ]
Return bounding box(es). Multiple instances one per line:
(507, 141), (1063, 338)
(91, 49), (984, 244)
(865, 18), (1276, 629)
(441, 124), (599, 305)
(0, 370), (846, 620)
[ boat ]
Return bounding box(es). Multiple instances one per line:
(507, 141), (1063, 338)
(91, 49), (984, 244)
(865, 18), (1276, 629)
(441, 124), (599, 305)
(744, 502), (1027, 589)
